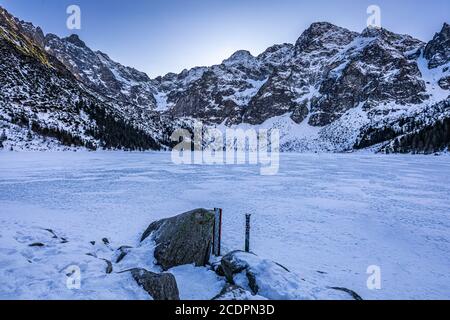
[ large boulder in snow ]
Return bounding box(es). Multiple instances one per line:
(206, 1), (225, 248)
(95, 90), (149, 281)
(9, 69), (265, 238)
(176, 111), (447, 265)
(141, 209), (215, 270)
(218, 251), (362, 300)
(131, 268), (180, 300)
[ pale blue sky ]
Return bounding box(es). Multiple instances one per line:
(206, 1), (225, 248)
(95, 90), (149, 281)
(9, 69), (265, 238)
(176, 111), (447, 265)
(1, 0), (449, 77)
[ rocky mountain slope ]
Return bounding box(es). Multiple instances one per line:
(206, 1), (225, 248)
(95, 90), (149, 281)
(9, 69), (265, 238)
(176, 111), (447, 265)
(0, 6), (449, 153)
(45, 33), (158, 110)
(0, 6), (167, 151)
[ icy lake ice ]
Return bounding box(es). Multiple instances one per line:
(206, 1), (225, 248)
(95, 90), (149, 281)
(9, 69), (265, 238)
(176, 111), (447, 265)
(0, 151), (449, 300)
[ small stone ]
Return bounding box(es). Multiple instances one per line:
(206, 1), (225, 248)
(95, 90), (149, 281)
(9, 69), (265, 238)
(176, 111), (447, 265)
(29, 243), (45, 247)
(131, 268), (180, 300)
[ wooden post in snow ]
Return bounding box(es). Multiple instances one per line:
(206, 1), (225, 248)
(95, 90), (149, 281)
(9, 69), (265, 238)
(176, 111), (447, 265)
(213, 208), (222, 256)
(245, 213), (251, 253)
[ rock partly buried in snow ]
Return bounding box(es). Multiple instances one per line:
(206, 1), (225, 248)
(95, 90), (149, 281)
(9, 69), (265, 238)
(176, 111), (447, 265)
(219, 251), (362, 300)
(102, 259), (113, 274)
(131, 268), (180, 300)
(328, 287), (362, 300)
(29, 243), (45, 247)
(213, 284), (268, 301)
(115, 246), (133, 263)
(141, 209), (215, 271)
(220, 251), (298, 299)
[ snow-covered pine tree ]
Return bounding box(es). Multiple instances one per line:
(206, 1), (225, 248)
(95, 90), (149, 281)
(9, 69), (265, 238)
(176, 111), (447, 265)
(0, 129), (6, 148)
(0, 129), (6, 142)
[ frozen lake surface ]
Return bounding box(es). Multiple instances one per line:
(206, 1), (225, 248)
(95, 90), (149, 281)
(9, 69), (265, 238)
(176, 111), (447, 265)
(1, 152), (450, 300)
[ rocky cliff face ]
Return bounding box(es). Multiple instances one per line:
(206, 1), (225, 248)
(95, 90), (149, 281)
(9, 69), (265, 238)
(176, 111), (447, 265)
(425, 23), (450, 69)
(155, 22), (431, 130)
(152, 22), (448, 153)
(424, 23), (450, 93)
(44, 34), (158, 109)
(0, 7), (164, 151)
(0, 5), (449, 153)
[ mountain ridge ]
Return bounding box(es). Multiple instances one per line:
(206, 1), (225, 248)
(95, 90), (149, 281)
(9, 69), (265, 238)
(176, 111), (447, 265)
(0, 6), (449, 153)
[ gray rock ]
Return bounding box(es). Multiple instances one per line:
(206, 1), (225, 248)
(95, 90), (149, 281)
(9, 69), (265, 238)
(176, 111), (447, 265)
(221, 251), (280, 295)
(102, 259), (113, 274)
(131, 268), (180, 300)
(44, 228), (58, 239)
(220, 251), (256, 285)
(221, 251), (291, 287)
(115, 245), (133, 263)
(141, 208), (215, 270)
(213, 284), (266, 300)
(29, 243), (45, 247)
(329, 287), (363, 300)
(219, 251), (301, 299)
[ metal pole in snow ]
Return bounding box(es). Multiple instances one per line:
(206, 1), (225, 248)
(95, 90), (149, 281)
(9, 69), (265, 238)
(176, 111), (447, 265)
(213, 208), (222, 256)
(245, 214), (251, 253)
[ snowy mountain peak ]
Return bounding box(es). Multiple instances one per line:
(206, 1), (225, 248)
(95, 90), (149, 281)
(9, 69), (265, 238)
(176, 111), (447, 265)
(439, 22), (450, 35)
(223, 50), (256, 66)
(360, 26), (388, 37)
(295, 22), (358, 53)
(303, 21), (342, 35)
(425, 22), (450, 68)
(1, 4), (449, 154)
(64, 34), (87, 48)
(43, 32), (157, 109)
(257, 43), (294, 67)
